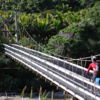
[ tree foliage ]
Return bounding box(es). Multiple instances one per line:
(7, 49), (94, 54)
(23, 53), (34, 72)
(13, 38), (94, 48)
(59, 3), (100, 56)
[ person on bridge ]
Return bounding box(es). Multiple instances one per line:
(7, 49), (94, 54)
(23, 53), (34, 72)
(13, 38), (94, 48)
(86, 56), (100, 84)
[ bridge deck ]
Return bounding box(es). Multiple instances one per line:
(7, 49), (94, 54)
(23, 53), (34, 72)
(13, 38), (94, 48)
(3, 44), (100, 100)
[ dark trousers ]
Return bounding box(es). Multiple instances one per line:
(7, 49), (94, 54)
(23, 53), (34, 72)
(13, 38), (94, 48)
(91, 74), (96, 82)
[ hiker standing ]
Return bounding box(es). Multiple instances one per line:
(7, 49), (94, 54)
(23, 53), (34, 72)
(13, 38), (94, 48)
(86, 56), (100, 84)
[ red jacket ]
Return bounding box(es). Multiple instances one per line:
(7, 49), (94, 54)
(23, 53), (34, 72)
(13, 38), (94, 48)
(86, 62), (97, 74)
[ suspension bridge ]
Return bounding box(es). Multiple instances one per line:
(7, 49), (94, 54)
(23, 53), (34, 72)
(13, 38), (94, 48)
(3, 43), (100, 100)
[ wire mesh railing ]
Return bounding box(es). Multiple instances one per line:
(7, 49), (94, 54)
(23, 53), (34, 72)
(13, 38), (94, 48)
(10, 44), (93, 77)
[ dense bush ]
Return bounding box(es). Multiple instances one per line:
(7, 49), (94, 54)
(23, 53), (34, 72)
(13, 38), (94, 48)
(59, 5), (100, 57)
(18, 11), (68, 44)
(45, 35), (89, 58)
(79, 0), (99, 8)
(17, 0), (81, 12)
(45, 35), (68, 56)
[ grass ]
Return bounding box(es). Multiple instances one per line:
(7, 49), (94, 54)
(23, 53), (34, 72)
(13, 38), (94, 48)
(20, 86), (72, 100)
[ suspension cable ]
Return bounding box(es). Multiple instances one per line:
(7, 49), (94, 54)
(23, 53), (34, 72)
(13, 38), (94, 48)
(71, 54), (100, 61)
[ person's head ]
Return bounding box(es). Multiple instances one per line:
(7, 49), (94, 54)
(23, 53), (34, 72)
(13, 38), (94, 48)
(91, 56), (96, 62)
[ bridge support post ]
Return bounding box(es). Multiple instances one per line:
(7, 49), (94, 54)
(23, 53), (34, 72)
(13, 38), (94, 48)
(72, 96), (78, 100)
(45, 78), (46, 82)
(50, 82), (52, 85)
(56, 86), (59, 90)
(63, 91), (71, 100)
(63, 91), (78, 100)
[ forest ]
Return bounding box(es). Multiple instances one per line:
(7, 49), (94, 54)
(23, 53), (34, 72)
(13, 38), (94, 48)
(0, 0), (100, 93)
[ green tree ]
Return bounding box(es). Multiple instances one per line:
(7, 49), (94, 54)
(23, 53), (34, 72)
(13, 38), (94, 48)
(45, 35), (68, 56)
(79, 0), (99, 8)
